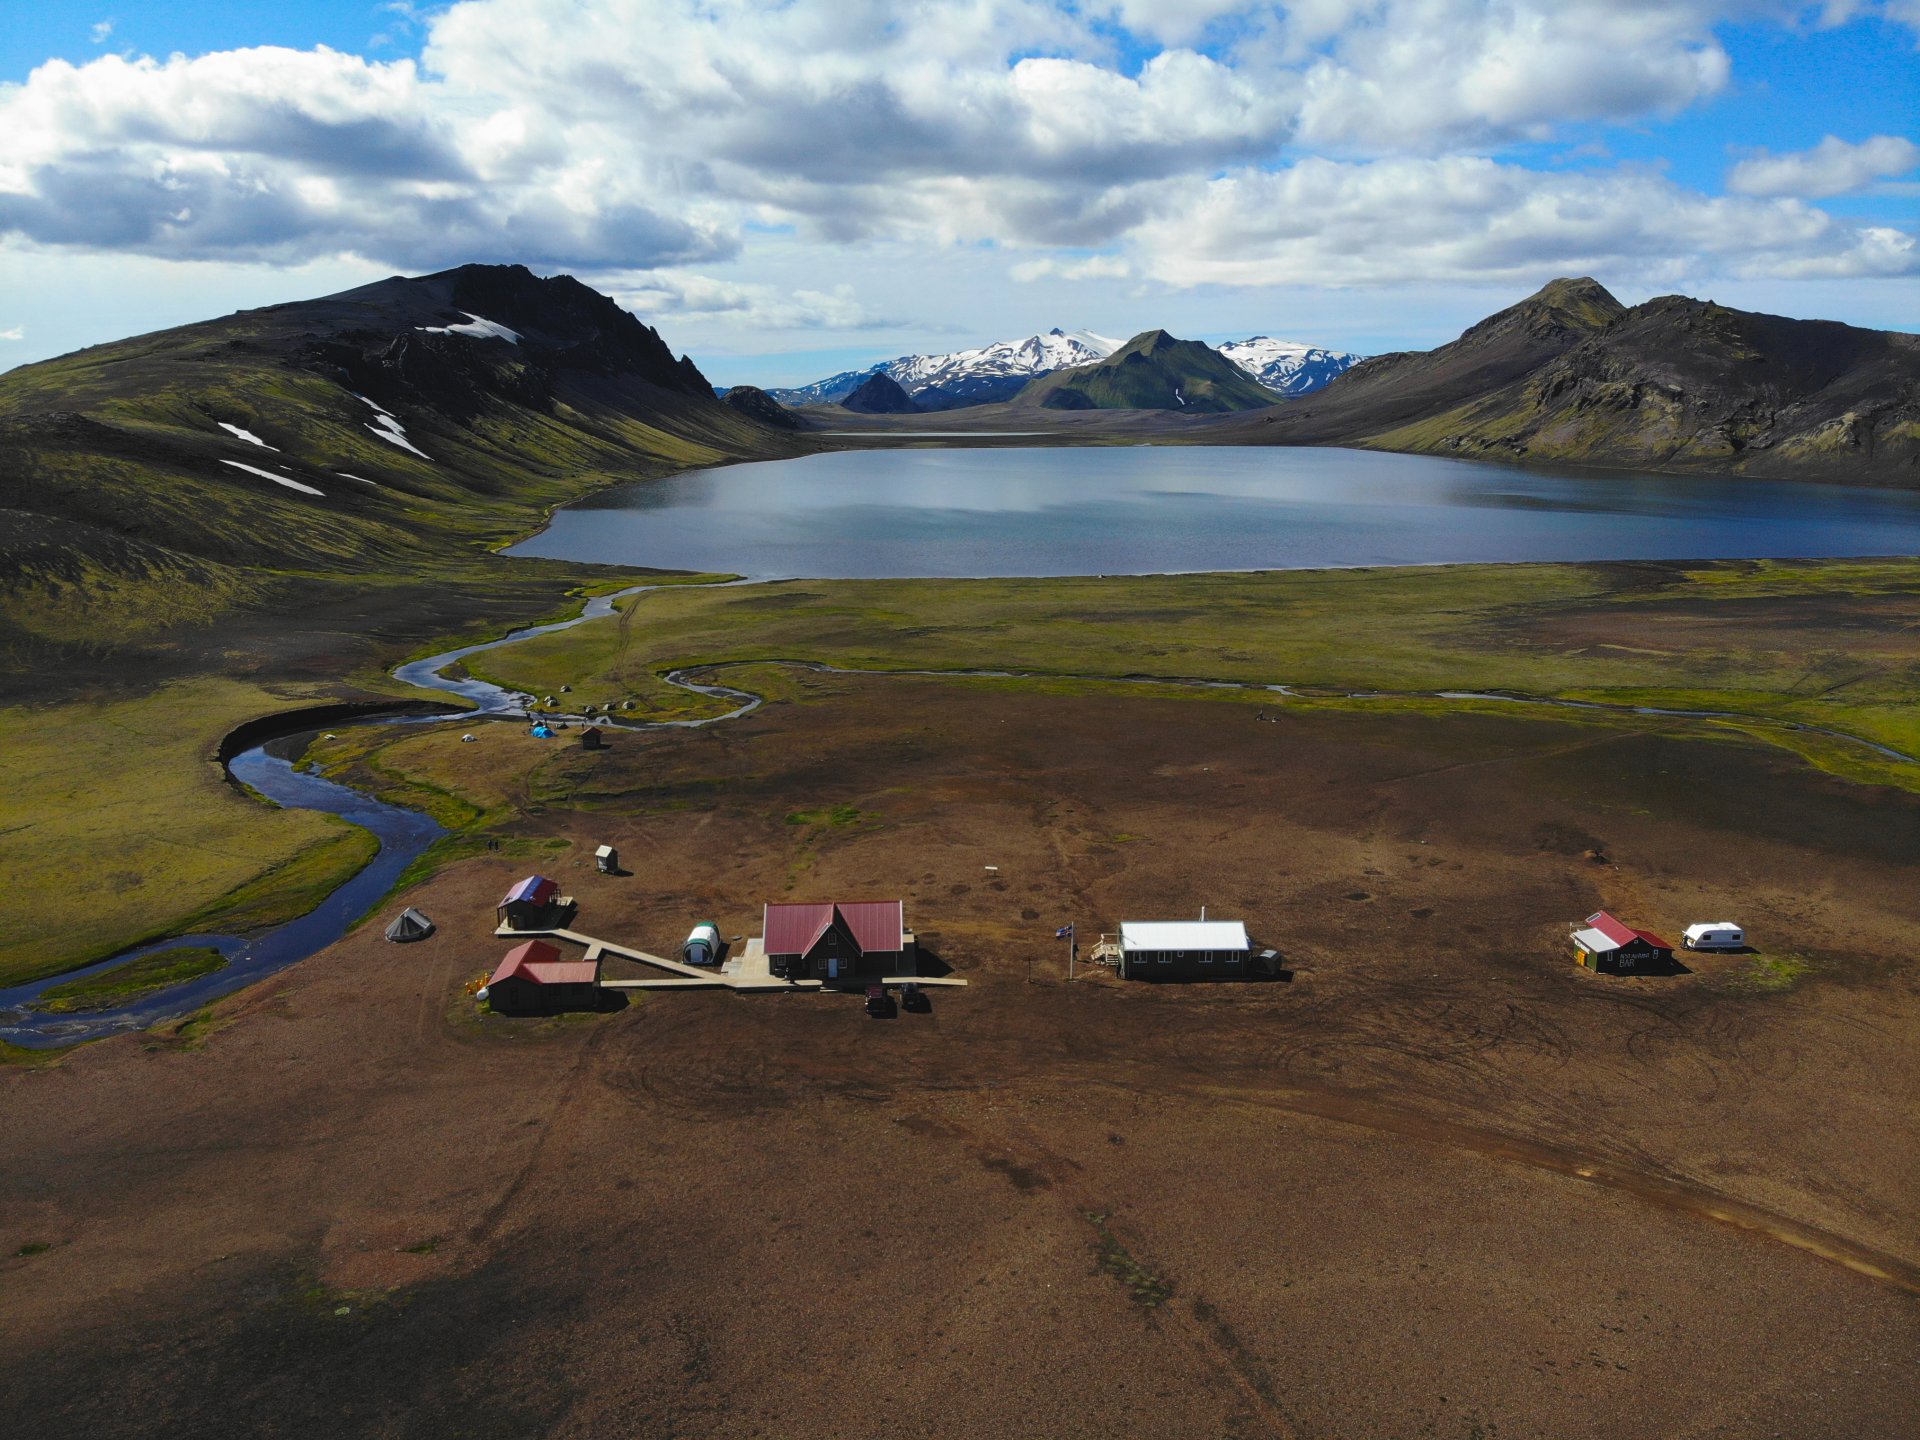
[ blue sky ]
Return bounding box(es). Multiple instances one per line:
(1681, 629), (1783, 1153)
(2, 1), (1915, 385)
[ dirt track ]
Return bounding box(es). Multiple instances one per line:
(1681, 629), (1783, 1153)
(4, 677), (1917, 1438)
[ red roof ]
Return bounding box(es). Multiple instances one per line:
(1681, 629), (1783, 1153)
(762, 900), (905, 956)
(489, 939), (599, 987)
(1584, 911), (1673, 952)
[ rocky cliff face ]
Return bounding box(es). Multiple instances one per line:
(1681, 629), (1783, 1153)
(1228, 279), (1919, 485)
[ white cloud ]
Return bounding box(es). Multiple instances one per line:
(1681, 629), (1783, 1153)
(0, 325), (23, 341)
(1010, 255), (1133, 282)
(1129, 157), (1920, 288)
(1728, 134), (1920, 198)
(604, 272), (895, 331)
(0, 0), (1913, 355)
(89, 19), (113, 44)
(0, 47), (728, 269)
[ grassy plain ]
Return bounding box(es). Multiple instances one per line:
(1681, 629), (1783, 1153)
(467, 558), (1920, 790)
(12, 556), (1919, 994)
(0, 679), (385, 987)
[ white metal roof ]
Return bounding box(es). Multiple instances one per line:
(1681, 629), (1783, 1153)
(1120, 920), (1250, 953)
(1683, 921), (1741, 937)
(1571, 927), (1618, 953)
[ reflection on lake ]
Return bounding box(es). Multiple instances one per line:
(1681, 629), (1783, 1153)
(507, 445), (1920, 578)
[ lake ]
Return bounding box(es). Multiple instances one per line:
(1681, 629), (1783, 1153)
(506, 445), (1920, 577)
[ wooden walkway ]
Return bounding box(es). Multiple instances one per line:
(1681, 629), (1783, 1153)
(495, 925), (968, 994)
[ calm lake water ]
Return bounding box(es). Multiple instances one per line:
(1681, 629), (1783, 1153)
(507, 445), (1920, 577)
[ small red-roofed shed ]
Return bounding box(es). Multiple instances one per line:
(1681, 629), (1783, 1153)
(762, 900), (912, 982)
(483, 939), (601, 1014)
(1570, 910), (1675, 975)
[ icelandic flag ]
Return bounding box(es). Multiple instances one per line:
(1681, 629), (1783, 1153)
(1055, 924), (1074, 939)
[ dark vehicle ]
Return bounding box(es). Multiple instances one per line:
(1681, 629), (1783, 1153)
(900, 984), (931, 1014)
(865, 984), (896, 1019)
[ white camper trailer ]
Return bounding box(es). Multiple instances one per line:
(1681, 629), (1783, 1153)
(682, 921), (722, 966)
(1683, 921), (1744, 951)
(595, 844), (618, 875)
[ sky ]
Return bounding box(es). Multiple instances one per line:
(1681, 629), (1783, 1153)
(0, 2), (1916, 387)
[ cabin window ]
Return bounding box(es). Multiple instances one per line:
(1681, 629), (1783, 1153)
(1200, 952), (1214, 964)
(1176, 951), (1186, 960)
(1226, 953), (1241, 965)
(1157, 951), (1171, 965)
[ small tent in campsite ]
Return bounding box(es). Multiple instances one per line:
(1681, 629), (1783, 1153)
(384, 907), (435, 943)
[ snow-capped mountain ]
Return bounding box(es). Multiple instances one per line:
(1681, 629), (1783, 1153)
(1215, 337), (1364, 396)
(889, 327), (1121, 392)
(766, 327), (1120, 408)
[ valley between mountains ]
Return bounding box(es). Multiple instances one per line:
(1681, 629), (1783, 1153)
(2, 264), (1919, 1440)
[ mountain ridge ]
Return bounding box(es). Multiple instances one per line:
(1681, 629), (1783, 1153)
(0, 262), (809, 692)
(1017, 329), (1282, 412)
(767, 325), (1360, 408)
(1226, 277), (1920, 484)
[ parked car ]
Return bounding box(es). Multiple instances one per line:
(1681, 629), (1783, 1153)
(865, 984), (895, 1019)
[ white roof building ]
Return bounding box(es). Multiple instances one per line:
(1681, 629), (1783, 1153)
(1120, 921), (1250, 953)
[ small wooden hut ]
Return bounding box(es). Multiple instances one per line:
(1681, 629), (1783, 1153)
(481, 940), (601, 1014)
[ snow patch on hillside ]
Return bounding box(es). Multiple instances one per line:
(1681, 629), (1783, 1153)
(417, 312), (521, 344)
(356, 394), (433, 460)
(221, 460), (324, 497)
(218, 422), (277, 449)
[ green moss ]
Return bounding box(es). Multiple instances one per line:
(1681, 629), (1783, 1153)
(784, 804), (870, 828)
(1728, 953), (1814, 994)
(184, 821), (381, 936)
(1085, 1211), (1173, 1307)
(36, 946), (227, 1014)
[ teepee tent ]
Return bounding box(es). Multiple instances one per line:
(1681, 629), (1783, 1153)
(385, 907), (436, 943)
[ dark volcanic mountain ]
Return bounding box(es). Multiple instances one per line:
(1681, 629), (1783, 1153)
(1230, 278), (1920, 484)
(841, 372), (922, 414)
(720, 384), (803, 430)
(1018, 331), (1279, 412)
(0, 263), (807, 688)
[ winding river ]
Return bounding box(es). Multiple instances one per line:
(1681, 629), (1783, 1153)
(0, 583), (758, 1049)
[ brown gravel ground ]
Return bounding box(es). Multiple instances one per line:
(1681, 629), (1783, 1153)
(3, 676), (1917, 1439)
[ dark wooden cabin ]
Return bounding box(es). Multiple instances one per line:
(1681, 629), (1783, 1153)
(483, 939), (601, 1014)
(762, 900), (913, 982)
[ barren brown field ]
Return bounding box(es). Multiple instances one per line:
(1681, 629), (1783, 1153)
(4, 674), (1917, 1438)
